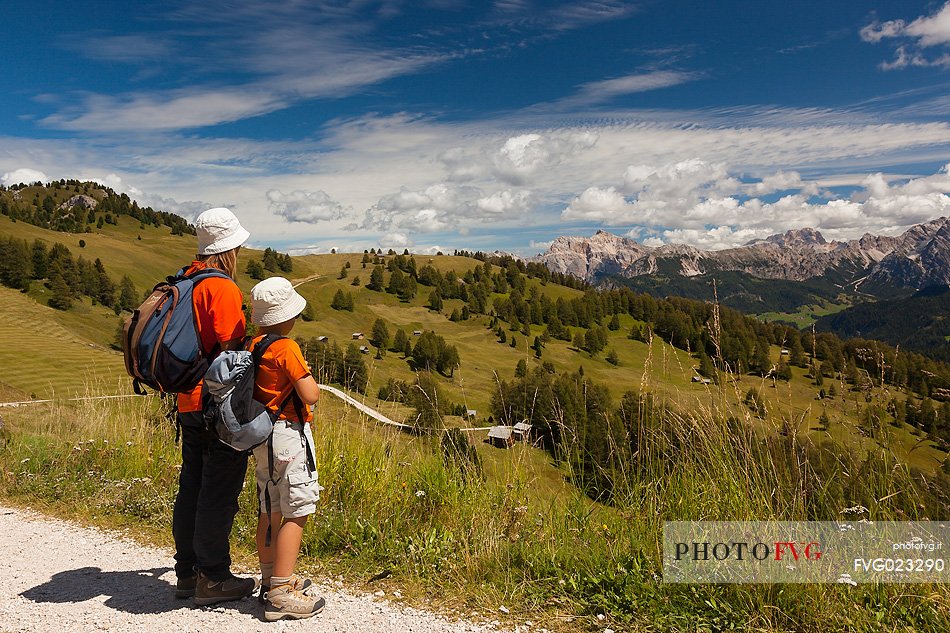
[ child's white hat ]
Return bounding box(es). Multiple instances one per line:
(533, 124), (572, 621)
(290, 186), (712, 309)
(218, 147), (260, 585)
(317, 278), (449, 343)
(251, 277), (307, 326)
(195, 207), (250, 255)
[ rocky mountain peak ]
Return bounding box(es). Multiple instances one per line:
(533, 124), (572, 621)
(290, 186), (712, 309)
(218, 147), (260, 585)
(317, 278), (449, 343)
(532, 217), (950, 291)
(765, 227), (827, 247)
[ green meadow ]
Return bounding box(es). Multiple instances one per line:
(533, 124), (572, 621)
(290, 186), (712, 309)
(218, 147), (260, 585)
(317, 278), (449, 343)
(1, 209), (948, 631)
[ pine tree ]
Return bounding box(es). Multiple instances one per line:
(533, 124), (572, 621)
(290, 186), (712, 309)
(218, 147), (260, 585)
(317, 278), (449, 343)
(428, 289), (443, 312)
(608, 314), (621, 331)
(532, 336), (543, 359)
(367, 265), (385, 291)
(573, 330), (585, 350)
(342, 343), (369, 393)
(398, 276), (417, 302)
(387, 267), (405, 295)
(48, 272), (73, 310)
(370, 318), (390, 353)
(331, 289), (353, 311)
(118, 275), (137, 312)
(392, 328), (409, 354)
(246, 259), (265, 280)
(31, 240), (48, 279)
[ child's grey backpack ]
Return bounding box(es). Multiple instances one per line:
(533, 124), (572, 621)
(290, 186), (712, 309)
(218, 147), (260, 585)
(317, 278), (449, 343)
(202, 334), (303, 452)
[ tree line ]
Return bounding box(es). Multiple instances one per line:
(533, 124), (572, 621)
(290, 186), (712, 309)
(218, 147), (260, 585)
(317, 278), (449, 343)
(350, 249), (950, 399)
(0, 180), (194, 236)
(0, 235), (137, 312)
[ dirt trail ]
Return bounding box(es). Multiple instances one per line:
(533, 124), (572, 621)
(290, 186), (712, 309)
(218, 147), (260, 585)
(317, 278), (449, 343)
(0, 506), (501, 633)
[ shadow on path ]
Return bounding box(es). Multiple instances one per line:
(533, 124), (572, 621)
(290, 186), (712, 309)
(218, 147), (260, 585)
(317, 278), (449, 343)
(21, 567), (261, 618)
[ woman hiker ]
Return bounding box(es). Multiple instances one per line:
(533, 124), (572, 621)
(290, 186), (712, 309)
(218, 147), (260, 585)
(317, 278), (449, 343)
(171, 207), (258, 605)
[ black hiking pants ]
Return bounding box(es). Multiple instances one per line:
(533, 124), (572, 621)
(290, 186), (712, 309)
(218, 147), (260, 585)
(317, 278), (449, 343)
(172, 412), (248, 581)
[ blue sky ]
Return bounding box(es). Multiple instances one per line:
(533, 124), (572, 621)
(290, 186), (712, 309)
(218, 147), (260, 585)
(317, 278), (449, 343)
(2, 1), (950, 255)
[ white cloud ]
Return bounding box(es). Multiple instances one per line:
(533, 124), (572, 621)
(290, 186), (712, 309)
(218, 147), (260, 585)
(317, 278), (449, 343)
(529, 239), (554, 252)
(266, 188), (345, 223)
(563, 163), (950, 249)
(559, 70), (699, 107)
(622, 158), (738, 198)
(566, 186), (629, 219)
(862, 2), (950, 70)
(1, 168), (48, 186)
(360, 183), (532, 233)
(378, 232), (414, 249)
(751, 170), (819, 196)
(489, 132), (599, 185)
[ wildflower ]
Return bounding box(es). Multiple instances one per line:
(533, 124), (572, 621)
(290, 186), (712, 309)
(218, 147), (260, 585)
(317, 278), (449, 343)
(415, 490), (425, 497)
(126, 441), (133, 447)
(20, 458), (29, 464)
(401, 482), (407, 488)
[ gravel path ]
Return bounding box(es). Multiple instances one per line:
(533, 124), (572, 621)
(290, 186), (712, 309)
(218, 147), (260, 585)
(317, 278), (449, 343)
(0, 506), (502, 633)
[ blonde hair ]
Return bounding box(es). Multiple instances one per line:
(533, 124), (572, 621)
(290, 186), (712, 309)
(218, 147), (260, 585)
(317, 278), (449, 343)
(198, 247), (239, 279)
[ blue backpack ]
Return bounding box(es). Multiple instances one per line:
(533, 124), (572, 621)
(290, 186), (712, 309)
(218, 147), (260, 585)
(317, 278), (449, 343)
(122, 267), (230, 394)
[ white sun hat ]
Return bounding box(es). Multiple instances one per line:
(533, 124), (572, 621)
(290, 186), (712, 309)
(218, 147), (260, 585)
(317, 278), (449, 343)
(251, 277), (308, 326)
(195, 207), (250, 255)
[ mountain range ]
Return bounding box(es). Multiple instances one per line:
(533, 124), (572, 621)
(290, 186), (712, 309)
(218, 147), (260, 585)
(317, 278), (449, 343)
(533, 217), (950, 295)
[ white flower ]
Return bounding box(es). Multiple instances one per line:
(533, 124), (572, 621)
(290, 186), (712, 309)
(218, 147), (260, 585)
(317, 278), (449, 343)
(415, 490), (426, 498)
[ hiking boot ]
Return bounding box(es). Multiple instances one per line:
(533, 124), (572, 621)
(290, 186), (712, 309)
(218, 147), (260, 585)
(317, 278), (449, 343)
(175, 575), (197, 599)
(264, 583), (325, 621)
(193, 573), (258, 606)
(258, 576), (313, 604)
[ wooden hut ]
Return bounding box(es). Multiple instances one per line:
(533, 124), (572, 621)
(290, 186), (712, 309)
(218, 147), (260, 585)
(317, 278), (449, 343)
(485, 426), (514, 449)
(512, 421), (533, 442)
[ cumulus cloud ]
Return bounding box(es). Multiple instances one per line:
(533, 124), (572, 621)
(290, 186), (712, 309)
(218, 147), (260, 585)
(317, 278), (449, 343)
(622, 158), (739, 198)
(439, 131), (598, 186)
(266, 188), (346, 223)
(378, 232), (414, 248)
(862, 2), (950, 70)
(491, 131), (599, 185)
(750, 170), (819, 196)
(563, 162), (950, 249)
(1, 168), (48, 186)
(359, 183), (532, 233)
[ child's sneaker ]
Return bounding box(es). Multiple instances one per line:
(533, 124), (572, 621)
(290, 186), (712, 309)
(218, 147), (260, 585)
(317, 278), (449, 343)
(258, 576), (314, 604)
(264, 583), (325, 621)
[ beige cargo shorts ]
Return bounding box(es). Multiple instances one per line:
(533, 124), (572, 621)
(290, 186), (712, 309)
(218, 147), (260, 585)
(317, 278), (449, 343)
(253, 419), (321, 519)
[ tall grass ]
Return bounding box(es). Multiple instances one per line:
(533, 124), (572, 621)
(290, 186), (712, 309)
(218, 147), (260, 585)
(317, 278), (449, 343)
(0, 388), (947, 632)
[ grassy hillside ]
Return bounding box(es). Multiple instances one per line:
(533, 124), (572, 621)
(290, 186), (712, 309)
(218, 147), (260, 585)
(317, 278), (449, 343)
(815, 285), (950, 362)
(1, 210), (946, 475)
(2, 202), (949, 631)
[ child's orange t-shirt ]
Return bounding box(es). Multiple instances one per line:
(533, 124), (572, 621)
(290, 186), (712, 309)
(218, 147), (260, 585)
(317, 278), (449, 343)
(176, 261), (246, 413)
(248, 335), (314, 424)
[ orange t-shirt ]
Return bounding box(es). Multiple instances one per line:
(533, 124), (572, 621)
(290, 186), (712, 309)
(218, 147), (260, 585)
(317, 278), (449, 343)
(176, 261), (246, 413)
(248, 335), (314, 424)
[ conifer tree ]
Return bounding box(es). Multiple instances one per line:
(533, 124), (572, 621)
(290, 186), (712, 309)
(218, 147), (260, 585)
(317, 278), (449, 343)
(118, 275), (137, 312)
(392, 328), (409, 354)
(48, 272), (73, 310)
(370, 318), (390, 353)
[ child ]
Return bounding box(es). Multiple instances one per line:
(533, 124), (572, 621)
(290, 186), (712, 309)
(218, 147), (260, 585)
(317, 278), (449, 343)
(248, 277), (324, 621)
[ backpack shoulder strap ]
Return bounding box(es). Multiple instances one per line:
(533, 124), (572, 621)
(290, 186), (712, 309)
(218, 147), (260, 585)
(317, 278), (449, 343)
(183, 267), (231, 282)
(250, 333), (285, 367)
